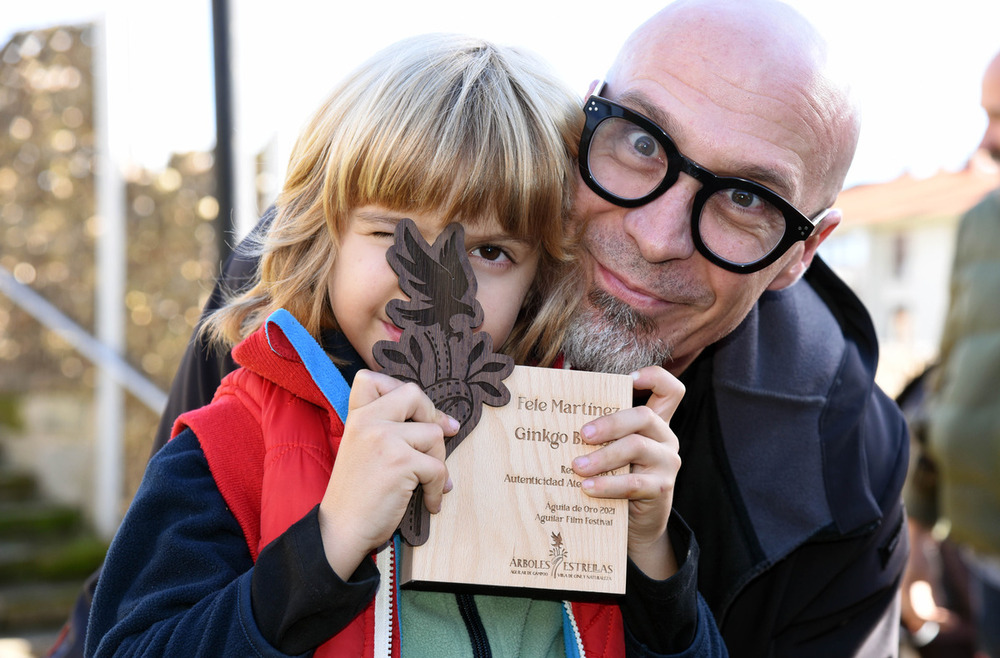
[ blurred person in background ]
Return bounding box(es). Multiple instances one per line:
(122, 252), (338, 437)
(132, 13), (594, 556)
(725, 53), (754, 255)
(897, 364), (977, 657)
(925, 48), (1000, 658)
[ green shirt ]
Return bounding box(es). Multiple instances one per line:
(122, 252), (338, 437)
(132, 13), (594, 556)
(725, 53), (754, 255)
(400, 590), (566, 657)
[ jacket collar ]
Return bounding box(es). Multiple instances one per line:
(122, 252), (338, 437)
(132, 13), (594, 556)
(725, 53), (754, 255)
(232, 315), (365, 415)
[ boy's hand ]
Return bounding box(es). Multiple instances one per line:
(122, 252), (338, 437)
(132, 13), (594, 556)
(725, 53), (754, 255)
(317, 370), (458, 580)
(571, 366), (684, 580)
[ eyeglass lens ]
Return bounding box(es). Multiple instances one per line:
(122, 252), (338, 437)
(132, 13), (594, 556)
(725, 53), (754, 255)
(587, 116), (788, 265)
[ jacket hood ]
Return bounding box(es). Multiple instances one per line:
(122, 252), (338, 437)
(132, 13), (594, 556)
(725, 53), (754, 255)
(712, 256), (885, 563)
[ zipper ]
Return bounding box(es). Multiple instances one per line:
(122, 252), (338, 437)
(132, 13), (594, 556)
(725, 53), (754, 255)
(562, 601), (586, 658)
(375, 539), (396, 656)
(456, 593), (493, 658)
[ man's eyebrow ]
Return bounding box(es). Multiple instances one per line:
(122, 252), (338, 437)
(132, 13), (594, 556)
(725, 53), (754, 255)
(614, 89), (796, 199)
(616, 90), (685, 139)
(720, 161), (796, 199)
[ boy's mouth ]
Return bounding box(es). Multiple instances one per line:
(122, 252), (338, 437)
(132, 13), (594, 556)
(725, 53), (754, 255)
(381, 320), (403, 342)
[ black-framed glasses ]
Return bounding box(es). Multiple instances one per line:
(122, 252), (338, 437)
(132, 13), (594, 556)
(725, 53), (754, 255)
(578, 93), (830, 274)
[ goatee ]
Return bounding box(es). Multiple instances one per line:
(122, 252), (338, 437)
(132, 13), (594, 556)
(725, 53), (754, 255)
(561, 287), (671, 374)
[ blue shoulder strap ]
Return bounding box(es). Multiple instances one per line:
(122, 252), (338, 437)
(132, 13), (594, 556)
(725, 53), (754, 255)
(264, 308), (351, 420)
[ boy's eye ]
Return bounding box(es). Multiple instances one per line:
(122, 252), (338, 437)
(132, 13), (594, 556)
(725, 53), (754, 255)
(470, 245), (510, 262)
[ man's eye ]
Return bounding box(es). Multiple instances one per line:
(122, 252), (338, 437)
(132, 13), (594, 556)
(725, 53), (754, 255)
(729, 189), (761, 209)
(470, 245), (510, 262)
(628, 131), (660, 158)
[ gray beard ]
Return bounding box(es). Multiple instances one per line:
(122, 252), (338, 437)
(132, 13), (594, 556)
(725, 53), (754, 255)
(561, 288), (672, 374)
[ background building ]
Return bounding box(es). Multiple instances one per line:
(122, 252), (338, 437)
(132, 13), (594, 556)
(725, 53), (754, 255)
(822, 154), (1000, 396)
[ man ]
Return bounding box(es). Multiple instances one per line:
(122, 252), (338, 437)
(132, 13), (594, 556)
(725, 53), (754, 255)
(60, 1), (908, 656)
(562, 1), (909, 655)
(926, 49), (1000, 657)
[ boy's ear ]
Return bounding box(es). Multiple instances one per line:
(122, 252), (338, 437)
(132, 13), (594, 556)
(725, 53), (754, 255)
(767, 209), (841, 291)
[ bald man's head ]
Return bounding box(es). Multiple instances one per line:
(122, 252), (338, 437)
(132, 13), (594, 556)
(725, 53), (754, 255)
(607, 0), (860, 210)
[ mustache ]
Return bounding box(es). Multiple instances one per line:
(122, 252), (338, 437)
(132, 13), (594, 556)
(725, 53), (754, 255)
(586, 237), (711, 308)
(588, 287), (659, 336)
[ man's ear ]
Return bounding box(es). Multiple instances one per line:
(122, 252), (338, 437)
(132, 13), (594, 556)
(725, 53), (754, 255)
(767, 209), (842, 290)
(585, 79), (601, 97)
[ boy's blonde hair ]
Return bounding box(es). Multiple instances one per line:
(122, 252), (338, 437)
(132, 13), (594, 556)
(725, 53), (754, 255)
(205, 33), (583, 365)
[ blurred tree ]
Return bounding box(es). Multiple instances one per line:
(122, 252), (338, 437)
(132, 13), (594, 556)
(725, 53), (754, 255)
(0, 24), (220, 503)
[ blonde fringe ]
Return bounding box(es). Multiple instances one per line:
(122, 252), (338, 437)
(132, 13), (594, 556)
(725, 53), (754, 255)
(198, 34), (584, 368)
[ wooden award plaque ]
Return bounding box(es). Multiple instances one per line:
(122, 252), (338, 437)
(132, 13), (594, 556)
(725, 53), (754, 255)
(373, 219), (629, 595)
(401, 364), (630, 594)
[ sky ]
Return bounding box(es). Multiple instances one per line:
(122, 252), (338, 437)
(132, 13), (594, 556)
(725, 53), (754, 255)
(4, 0), (1000, 199)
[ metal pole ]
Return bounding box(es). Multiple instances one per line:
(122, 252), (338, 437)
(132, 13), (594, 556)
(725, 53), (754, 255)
(212, 0), (235, 267)
(93, 12), (127, 540)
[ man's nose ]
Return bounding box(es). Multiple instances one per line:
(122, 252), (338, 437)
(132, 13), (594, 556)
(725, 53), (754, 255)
(621, 175), (699, 264)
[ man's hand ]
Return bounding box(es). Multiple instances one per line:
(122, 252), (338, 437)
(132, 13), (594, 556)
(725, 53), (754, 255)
(572, 366), (684, 580)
